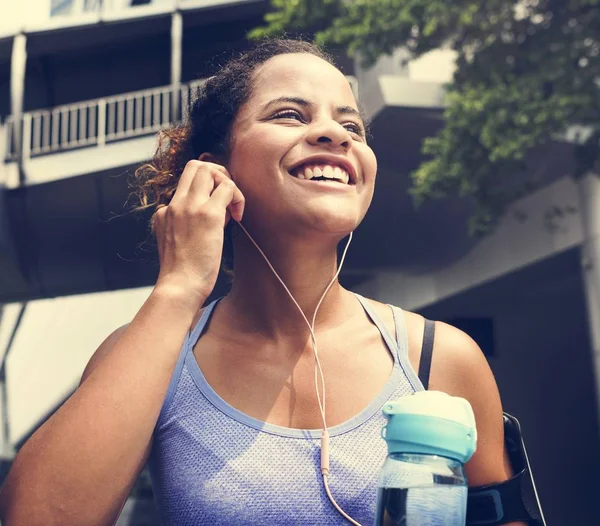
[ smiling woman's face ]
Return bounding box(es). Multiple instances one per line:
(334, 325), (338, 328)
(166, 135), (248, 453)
(226, 52), (377, 241)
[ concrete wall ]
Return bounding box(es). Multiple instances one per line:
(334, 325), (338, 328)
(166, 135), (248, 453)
(489, 290), (598, 525)
(2, 287), (153, 445)
(23, 33), (172, 111)
(360, 175), (583, 312)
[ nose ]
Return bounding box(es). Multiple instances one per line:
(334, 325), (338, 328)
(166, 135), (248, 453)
(306, 119), (352, 151)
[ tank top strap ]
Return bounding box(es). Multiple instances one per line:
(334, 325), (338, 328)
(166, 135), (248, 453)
(155, 297), (222, 428)
(389, 303), (426, 392)
(189, 297), (222, 347)
(389, 304), (410, 360)
(353, 293), (400, 365)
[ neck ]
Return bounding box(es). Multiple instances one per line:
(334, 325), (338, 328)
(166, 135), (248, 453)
(222, 226), (355, 341)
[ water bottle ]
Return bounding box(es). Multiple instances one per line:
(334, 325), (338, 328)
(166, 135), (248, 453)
(375, 391), (477, 526)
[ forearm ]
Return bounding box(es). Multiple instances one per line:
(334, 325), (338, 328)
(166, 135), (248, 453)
(0, 283), (204, 526)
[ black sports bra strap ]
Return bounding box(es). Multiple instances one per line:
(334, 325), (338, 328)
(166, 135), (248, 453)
(419, 319), (436, 390)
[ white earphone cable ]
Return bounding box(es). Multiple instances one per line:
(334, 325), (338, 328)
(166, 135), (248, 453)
(235, 221), (362, 526)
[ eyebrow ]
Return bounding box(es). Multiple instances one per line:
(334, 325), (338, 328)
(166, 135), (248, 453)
(263, 96), (365, 123)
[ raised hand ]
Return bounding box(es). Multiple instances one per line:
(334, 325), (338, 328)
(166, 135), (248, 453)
(152, 159), (245, 303)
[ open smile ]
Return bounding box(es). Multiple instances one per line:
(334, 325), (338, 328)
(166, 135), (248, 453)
(288, 155), (358, 185)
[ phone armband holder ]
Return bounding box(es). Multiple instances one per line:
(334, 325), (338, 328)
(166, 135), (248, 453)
(466, 413), (546, 525)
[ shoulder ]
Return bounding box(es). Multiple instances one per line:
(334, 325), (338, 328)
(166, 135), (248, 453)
(359, 296), (410, 347)
(361, 295), (490, 391)
(357, 296), (427, 372)
(356, 296), (511, 484)
(426, 320), (493, 396)
(80, 304), (208, 386)
(79, 324), (130, 385)
(82, 302), (208, 377)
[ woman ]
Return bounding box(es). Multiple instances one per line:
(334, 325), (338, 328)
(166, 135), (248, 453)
(0, 39), (519, 525)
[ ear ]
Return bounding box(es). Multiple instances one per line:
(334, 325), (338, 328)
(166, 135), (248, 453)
(198, 152), (222, 165)
(198, 152), (234, 181)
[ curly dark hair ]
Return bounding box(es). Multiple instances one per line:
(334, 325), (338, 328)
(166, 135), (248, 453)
(131, 38), (341, 271)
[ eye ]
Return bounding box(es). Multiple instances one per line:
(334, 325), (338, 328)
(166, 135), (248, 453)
(271, 110), (304, 121)
(343, 122), (365, 136)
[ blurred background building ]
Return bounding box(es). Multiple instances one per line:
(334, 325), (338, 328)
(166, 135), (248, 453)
(1, 0), (599, 524)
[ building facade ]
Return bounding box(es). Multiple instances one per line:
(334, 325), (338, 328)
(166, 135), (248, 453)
(1, 1), (599, 523)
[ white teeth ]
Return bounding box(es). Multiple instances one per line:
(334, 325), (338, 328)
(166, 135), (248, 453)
(333, 166), (349, 184)
(292, 163), (351, 183)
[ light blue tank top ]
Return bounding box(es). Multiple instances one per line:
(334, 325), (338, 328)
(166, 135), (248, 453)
(148, 293), (425, 525)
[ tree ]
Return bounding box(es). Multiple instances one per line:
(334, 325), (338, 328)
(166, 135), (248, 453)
(250, 0), (600, 234)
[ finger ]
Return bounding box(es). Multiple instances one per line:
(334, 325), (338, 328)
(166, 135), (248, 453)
(198, 160), (231, 178)
(187, 164), (230, 202)
(186, 165), (216, 204)
(213, 173), (245, 222)
(209, 179), (239, 218)
(219, 168), (245, 221)
(189, 168), (245, 222)
(179, 160), (229, 205)
(212, 173), (245, 222)
(153, 206), (167, 257)
(169, 160), (203, 206)
(228, 186), (245, 222)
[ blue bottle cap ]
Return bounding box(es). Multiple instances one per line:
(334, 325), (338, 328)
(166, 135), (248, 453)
(381, 391), (477, 464)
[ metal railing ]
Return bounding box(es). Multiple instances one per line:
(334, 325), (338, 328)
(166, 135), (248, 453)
(3, 79), (206, 162)
(3, 76), (357, 162)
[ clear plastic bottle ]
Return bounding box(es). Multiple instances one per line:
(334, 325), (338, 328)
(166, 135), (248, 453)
(375, 391), (477, 526)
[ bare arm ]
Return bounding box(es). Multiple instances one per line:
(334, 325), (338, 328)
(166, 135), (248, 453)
(0, 159), (245, 526)
(0, 285), (204, 526)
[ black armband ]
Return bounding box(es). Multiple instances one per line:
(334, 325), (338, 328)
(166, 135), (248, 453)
(466, 413), (546, 525)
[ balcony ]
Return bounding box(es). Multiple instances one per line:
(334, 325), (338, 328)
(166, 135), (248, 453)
(6, 80), (203, 161)
(2, 80), (203, 185)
